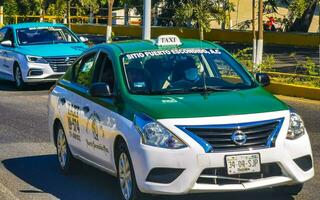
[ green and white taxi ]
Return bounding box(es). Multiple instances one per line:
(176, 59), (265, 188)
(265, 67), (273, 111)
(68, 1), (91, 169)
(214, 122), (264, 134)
(48, 35), (314, 200)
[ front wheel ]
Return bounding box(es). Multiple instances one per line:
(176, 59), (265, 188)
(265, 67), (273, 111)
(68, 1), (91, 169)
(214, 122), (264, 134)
(116, 141), (143, 200)
(14, 66), (25, 90)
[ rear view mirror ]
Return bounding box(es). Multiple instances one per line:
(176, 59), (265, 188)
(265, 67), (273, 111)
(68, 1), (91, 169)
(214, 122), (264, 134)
(79, 36), (89, 43)
(255, 73), (270, 87)
(1, 40), (13, 47)
(89, 82), (112, 97)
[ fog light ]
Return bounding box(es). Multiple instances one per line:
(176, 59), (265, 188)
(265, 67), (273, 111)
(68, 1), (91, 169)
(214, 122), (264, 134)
(28, 70), (43, 76)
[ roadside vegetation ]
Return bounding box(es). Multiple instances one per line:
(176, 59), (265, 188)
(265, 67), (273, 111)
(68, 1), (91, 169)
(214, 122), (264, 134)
(1, 0), (318, 33)
(233, 48), (320, 88)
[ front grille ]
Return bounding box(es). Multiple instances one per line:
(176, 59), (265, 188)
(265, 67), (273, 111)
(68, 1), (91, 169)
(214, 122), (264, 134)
(197, 163), (283, 185)
(44, 56), (78, 72)
(180, 118), (283, 152)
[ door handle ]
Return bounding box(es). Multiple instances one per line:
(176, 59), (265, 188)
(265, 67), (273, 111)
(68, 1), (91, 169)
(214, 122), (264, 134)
(59, 97), (66, 105)
(83, 106), (90, 113)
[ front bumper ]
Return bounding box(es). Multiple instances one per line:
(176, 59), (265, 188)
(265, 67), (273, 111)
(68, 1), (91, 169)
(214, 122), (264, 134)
(129, 111), (314, 195)
(22, 63), (65, 83)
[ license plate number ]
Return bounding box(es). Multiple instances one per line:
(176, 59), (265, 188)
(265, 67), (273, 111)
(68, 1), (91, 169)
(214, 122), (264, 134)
(226, 154), (261, 175)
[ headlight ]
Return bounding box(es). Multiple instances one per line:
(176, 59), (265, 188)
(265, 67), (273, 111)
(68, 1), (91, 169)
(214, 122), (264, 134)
(286, 112), (306, 140)
(26, 55), (48, 63)
(134, 113), (187, 149)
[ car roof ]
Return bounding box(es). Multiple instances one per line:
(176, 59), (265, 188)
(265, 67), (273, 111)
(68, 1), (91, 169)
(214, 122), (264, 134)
(6, 22), (66, 29)
(97, 39), (222, 54)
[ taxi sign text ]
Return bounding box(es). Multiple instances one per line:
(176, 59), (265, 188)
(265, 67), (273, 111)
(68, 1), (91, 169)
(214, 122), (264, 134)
(156, 35), (182, 46)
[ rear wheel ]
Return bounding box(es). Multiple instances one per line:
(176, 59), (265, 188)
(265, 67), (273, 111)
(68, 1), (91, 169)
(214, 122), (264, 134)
(55, 123), (77, 174)
(14, 65), (25, 90)
(273, 184), (303, 196)
(116, 141), (143, 200)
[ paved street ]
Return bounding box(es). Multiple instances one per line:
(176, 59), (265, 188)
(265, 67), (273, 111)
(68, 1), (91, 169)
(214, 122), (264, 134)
(0, 80), (319, 200)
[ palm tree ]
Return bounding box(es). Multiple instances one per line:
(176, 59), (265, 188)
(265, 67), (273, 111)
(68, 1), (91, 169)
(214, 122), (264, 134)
(174, 0), (224, 40)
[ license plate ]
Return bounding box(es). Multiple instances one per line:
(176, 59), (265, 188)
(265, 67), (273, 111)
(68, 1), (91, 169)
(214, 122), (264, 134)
(226, 154), (261, 175)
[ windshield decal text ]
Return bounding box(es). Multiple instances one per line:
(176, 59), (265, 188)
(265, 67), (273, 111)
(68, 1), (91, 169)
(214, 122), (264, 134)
(125, 49), (221, 60)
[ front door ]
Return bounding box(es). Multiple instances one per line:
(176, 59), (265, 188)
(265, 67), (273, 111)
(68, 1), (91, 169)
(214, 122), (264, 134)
(83, 51), (118, 169)
(0, 27), (8, 78)
(1, 28), (15, 77)
(66, 51), (99, 159)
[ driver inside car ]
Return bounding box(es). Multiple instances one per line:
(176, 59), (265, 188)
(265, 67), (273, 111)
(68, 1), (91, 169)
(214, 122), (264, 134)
(170, 57), (202, 88)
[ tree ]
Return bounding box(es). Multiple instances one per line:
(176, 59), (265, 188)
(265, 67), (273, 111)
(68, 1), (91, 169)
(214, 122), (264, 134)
(3, 0), (18, 23)
(264, 0), (318, 32)
(289, 0), (318, 32)
(220, 0), (235, 29)
(106, 0), (114, 43)
(153, 0), (186, 26)
(174, 0), (224, 40)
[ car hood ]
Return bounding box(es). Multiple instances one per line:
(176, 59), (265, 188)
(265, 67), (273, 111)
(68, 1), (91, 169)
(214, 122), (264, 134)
(16, 43), (88, 57)
(126, 87), (288, 120)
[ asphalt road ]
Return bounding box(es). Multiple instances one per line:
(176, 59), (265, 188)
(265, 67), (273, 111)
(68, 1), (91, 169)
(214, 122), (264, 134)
(0, 80), (319, 200)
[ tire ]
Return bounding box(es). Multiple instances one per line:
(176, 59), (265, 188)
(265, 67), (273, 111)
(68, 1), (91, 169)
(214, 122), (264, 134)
(273, 184), (303, 196)
(14, 65), (26, 90)
(55, 123), (77, 174)
(116, 141), (143, 200)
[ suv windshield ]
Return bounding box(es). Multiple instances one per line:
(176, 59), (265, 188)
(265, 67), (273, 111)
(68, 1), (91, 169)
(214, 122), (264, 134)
(16, 26), (80, 45)
(123, 48), (256, 95)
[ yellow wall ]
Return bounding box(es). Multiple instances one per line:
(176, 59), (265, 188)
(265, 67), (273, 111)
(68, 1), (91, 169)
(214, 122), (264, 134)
(71, 24), (320, 47)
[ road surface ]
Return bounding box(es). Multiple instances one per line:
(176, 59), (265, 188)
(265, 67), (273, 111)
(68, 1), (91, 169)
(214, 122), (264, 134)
(0, 80), (319, 200)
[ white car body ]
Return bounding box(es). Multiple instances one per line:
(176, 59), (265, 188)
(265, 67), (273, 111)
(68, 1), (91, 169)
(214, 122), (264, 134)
(0, 23), (87, 84)
(48, 37), (314, 197)
(48, 86), (314, 195)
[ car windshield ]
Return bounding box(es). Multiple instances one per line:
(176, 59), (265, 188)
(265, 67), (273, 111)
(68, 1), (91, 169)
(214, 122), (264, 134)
(123, 48), (256, 95)
(16, 26), (80, 45)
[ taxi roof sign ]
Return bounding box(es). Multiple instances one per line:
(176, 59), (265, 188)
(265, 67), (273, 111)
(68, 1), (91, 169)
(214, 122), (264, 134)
(155, 35), (182, 47)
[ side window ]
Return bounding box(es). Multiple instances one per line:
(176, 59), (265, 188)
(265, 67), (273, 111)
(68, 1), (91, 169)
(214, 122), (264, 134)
(0, 28), (8, 42)
(4, 29), (14, 44)
(94, 52), (115, 93)
(210, 55), (244, 84)
(74, 53), (97, 88)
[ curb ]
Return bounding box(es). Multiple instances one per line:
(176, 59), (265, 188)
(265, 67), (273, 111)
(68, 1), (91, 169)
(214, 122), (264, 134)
(266, 82), (320, 101)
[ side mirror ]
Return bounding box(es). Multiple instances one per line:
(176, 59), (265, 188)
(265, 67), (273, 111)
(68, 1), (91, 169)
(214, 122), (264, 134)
(255, 73), (270, 87)
(79, 36), (89, 43)
(89, 82), (112, 97)
(1, 40), (13, 47)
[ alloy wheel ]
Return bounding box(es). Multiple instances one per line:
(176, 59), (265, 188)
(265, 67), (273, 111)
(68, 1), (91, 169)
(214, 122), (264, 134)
(57, 129), (67, 168)
(119, 152), (133, 200)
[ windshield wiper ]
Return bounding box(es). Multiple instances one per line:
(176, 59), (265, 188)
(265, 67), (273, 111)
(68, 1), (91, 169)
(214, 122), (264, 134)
(191, 86), (239, 92)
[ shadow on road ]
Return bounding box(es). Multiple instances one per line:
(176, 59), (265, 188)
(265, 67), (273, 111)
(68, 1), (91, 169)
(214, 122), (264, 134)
(0, 80), (53, 92)
(2, 155), (294, 200)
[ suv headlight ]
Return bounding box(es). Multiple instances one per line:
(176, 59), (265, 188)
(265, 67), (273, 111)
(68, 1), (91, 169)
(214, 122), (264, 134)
(26, 55), (48, 64)
(287, 112), (306, 140)
(134, 113), (187, 149)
